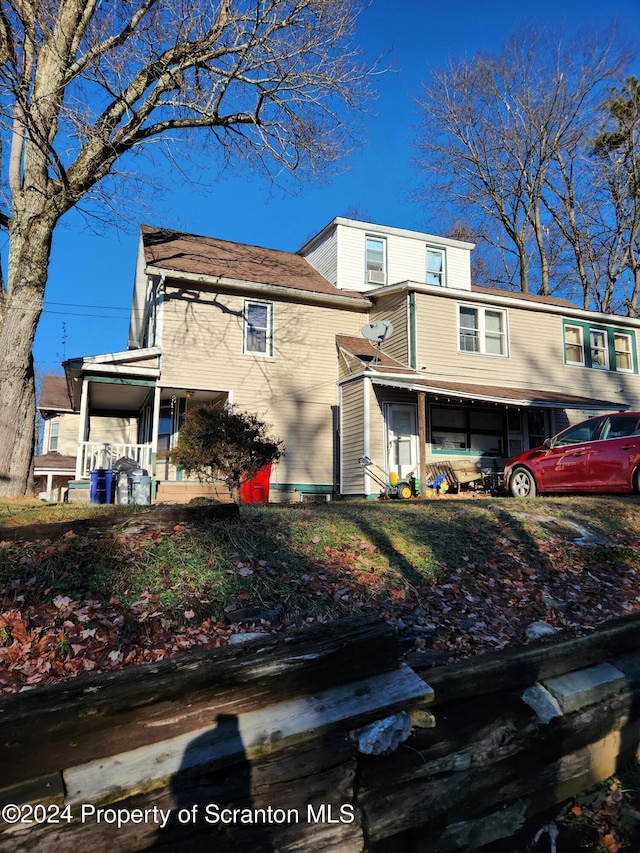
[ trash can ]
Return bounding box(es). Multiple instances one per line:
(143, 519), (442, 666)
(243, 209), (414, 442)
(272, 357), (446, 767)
(116, 472), (130, 505)
(240, 463), (272, 503)
(90, 469), (116, 504)
(113, 457), (141, 505)
(128, 469), (152, 505)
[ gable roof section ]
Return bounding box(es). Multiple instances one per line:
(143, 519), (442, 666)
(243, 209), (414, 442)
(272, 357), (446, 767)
(39, 375), (73, 414)
(141, 226), (367, 301)
(336, 336), (627, 411)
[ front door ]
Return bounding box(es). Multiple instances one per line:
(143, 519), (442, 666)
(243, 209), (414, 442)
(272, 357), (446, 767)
(386, 404), (418, 481)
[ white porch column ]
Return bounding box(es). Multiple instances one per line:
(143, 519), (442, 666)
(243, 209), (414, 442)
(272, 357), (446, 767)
(363, 377), (371, 497)
(75, 379), (90, 479)
(150, 385), (161, 476)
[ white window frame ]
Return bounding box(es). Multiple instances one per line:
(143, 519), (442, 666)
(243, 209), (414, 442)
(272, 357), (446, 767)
(589, 327), (609, 370)
(426, 247), (446, 287)
(365, 236), (386, 285)
(243, 300), (273, 356)
(457, 304), (508, 357)
(49, 420), (60, 452)
(614, 332), (634, 373)
(563, 324), (585, 366)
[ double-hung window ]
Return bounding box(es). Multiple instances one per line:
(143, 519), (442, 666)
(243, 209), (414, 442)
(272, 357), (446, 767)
(590, 328), (609, 369)
(562, 320), (637, 373)
(49, 421), (60, 452)
(426, 248), (445, 286)
(458, 305), (507, 356)
(244, 300), (273, 356)
(365, 237), (386, 285)
(615, 332), (634, 372)
(564, 324), (585, 365)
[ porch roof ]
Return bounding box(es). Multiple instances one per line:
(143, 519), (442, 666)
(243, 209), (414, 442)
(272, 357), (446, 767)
(64, 347), (160, 411)
(335, 335), (628, 411)
(33, 452), (76, 474)
(369, 377), (628, 411)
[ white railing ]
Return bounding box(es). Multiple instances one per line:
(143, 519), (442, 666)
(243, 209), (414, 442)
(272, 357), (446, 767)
(79, 442), (153, 479)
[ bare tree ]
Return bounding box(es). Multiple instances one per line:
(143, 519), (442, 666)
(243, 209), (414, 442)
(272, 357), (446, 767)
(590, 76), (640, 316)
(414, 26), (627, 302)
(0, 0), (374, 497)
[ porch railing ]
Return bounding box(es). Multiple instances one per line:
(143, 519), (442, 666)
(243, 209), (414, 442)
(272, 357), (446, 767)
(78, 442), (153, 479)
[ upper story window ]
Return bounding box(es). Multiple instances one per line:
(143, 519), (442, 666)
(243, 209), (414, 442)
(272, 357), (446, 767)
(562, 320), (637, 373)
(426, 248), (445, 286)
(458, 305), (507, 356)
(244, 300), (273, 356)
(365, 236), (386, 285)
(49, 421), (59, 452)
(564, 324), (584, 365)
(615, 332), (634, 372)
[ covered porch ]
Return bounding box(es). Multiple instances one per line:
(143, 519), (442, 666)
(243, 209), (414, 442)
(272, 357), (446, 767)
(336, 337), (628, 498)
(64, 348), (231, 502)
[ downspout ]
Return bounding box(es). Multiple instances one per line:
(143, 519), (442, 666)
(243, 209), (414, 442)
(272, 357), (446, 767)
(363, 377), (371, 497)
(409, 292), (417, 369)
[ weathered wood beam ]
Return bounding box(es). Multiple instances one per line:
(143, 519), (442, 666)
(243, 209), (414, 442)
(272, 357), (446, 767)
(412, 611), (640, 704)
(0, 616), (405, 787)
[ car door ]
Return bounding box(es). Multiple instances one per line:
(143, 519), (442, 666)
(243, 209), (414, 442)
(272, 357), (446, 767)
(586, 414), (640, 491)
(534, 417), (603, 492)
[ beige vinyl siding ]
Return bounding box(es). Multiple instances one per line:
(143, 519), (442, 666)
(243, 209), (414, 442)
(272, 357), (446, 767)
(43, 414), (80, 456)
(43, 413), (135, 455)
(161, 288), (365, 487)
(336, 225), (472, 292)
(301, 228), (338, 285)
(370, 291), (410, 365)
(340, 380), (366, 494)
(413, 291), (640, 409)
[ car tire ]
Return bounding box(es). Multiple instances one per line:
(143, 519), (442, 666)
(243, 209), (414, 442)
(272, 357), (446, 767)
(509, 466), (537, 498)
(634, 467), (640, 495)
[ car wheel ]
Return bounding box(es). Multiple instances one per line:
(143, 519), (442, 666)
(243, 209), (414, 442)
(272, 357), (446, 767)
(509, 467), (537, 498)
(634, 467), (640, 495)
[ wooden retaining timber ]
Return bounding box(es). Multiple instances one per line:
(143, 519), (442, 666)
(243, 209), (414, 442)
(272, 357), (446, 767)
(3, 614), (640, 851)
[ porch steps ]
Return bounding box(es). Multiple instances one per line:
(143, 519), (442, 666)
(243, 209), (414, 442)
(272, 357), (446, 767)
(154, 481), (233, 504)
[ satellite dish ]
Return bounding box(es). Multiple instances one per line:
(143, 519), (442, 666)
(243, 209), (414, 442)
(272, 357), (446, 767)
(361, 320), (394, 343)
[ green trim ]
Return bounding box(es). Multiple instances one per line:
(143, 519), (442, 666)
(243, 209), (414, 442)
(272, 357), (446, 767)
(562, 318), (638, 374)
(87, 376), (156, 387)
(270, 483), (333, 493)
(409, 291), (416, 369)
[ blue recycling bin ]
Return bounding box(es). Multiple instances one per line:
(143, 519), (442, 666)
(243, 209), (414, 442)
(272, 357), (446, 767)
(90, 469), (116, 504)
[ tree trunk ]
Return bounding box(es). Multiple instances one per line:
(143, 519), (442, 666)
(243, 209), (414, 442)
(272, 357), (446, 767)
(0, 218), (55, 497)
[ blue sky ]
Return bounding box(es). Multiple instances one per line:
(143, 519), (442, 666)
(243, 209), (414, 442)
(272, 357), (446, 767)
(30, 0), (640, 376)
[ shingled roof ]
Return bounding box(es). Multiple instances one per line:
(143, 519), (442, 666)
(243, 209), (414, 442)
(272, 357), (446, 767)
(39, 375), (72, 414)
(335, 336), (625, 410)
(141, 226), (366, 300)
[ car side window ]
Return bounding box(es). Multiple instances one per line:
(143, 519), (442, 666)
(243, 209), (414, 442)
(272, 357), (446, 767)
(602, 415), (639, 440)
(553, 418), (602, 447)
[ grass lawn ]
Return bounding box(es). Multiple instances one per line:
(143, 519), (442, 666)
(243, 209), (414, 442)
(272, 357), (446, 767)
(1, 494), (640, 694)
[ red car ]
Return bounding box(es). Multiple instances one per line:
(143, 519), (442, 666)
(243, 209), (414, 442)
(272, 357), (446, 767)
(504, 412), (640, 497)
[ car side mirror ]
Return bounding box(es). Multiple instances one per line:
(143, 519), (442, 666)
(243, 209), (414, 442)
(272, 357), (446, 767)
(543, 438), (552, 449)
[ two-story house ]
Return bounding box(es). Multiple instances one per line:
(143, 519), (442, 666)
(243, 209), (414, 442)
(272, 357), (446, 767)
(59, 217), (640, 501)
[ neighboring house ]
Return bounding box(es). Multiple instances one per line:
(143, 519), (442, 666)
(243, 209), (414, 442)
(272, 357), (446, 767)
(55, 217), (640, 502)
(34, 375), (78, 501)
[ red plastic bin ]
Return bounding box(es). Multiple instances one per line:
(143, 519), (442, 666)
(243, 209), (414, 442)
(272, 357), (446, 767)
(239, 463), (272, 503)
